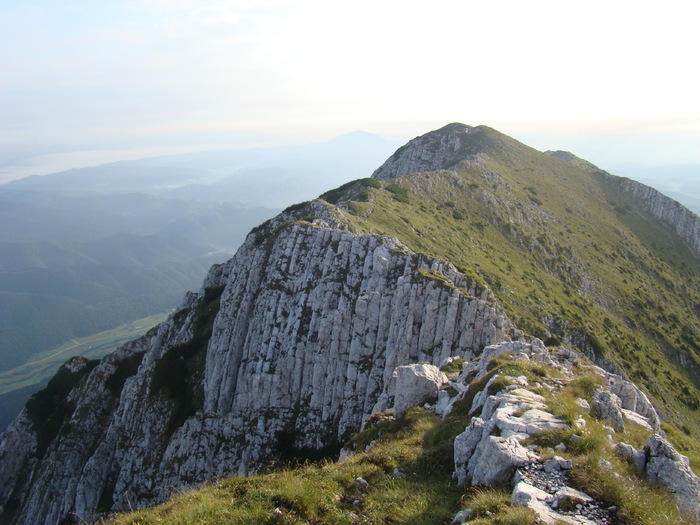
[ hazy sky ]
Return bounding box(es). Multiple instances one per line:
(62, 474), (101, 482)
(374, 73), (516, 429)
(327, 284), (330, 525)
(2, 0), (700, 183)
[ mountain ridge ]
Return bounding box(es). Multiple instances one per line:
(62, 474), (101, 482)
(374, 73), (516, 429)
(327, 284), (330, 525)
(0, 123), (698, 524)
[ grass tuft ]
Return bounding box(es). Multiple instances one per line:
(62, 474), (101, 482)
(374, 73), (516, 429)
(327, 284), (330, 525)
(460, 486), (538, 524)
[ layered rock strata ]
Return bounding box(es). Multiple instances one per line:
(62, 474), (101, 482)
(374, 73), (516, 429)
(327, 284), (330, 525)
(0, 203), (513, 525)
(607, 174), (700, 258)
(372, 123), (489, 180)
(546, 150), (699, 259)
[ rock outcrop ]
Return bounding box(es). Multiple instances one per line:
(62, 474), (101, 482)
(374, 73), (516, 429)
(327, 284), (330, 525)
(591, 388), (625, 432)
(645, 434), (700, 521)
(372, 123), (494, 180)
(1, 122), (697, 525)
(430, 339), (698, 524)
(549, 150), (699, 259)
(0, 202), (513, 525)
(607, 174), (700, 258)
(393, 364), (447, 418)
(610, 433), (700, 522)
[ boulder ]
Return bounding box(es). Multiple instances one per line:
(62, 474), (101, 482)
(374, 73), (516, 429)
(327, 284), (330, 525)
(621, 408), (653, 432)
(435, 389), (452, 416)
(393, 364), (447, 418)
(451, 508), (474, 524)
(512, 481), (553, 521)
(454, 418), (488, 484)
(645, 434), (700, 522)
(610, 378), (661, 431)
(614, 442), (646, 473)
(544, 455), (572, 473)
(553, 486), (594, 506)
(354, 477), (369, 491)
(575, 398), (591, 412)
(469, 435), (533, 486)
(591, 388), (625, 432)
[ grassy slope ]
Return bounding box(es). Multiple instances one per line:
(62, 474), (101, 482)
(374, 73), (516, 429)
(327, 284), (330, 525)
(105, 127), (700, 523)
(108, 357), (694, 525)
(322, 127), (699, 435)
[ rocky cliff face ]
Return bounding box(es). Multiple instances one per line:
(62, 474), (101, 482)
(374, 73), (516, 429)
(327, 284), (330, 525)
(0, 201), (513, 524)
(1, 122), (698, 525)
(371, 123), (493, 180)
(546, 150), (700, 259)
(605, 174), (700, 258)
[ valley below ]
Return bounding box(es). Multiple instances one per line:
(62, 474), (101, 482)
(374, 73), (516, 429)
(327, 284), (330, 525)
(0, 313), (168, 432)
(0, 123), (698, 525)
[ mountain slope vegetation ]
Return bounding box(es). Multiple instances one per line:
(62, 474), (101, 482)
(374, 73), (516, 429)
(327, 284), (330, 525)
(317, 124), (699, 433)
(2, 123), (698, 525)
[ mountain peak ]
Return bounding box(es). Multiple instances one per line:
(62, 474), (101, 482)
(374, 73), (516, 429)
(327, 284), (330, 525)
(327, 130), (386, 146)
(371, 123), (499, 180)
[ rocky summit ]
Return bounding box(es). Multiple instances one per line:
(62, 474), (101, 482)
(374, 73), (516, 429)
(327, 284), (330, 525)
(0, 123), (698, 525)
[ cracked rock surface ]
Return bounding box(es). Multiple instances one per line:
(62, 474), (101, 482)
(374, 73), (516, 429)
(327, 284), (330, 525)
(0, 203), (513, 525)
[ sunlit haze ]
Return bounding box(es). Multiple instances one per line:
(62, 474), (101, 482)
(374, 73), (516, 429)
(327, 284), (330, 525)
(2, 0), (700, 184)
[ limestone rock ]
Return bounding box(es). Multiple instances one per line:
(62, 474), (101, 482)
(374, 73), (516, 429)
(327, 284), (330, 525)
(614, 442), (646, 473)
(602, 173), (700, 258)
(372, 123), (483, 180)
(0, 202), (515, 525)
(393, 364), (447, 418)
(609, 376), (661, 431)
(435, 389), (452, 417)
(354, 477), (369, 491)
(512, 482), (554, 521)
(469, 435), (533, 486)
(621, 408), (653, 432)
(337, 448), (355, 462)
(575, 398), (591, 412)
(513, 409), (569, 436)
(645, 434), (700, 522)
(453, 372), (565, 485)
(439, 355), (462, 370)
(553, 486), (594, 505)
(454, 417), (488, 485)
(591, 388), (625, 432)
(474, 339), (552, 380)
(544, 456), (572, 473)
(512, 481), (592, 525)
(452, 508), (474, 524)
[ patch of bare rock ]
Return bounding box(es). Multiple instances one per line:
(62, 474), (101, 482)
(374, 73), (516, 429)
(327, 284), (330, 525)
(366, 338), (700, 524)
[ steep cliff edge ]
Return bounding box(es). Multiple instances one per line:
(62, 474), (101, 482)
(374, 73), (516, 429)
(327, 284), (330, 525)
(547, 150), (700, 259)
(0, 201), (513, 524)
(104, 340), (699, 525)
(1, 123), (698, 524)
(604, 173), (700, 258)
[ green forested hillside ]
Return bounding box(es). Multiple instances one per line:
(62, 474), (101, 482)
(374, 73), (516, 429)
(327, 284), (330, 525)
(0, 235), (221, 372)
